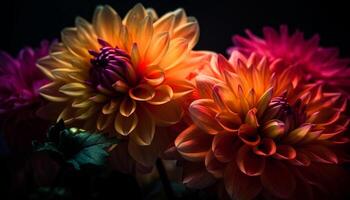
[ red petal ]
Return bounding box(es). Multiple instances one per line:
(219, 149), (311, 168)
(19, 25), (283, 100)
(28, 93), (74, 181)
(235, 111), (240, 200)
(205, 150), (226, 178)
(253, 138), (276, 157)
(261, 160), (296, 199)
(212, 132), (237, 162)
(273, 145), (296, 160)
(224, 161), (262, 200)
(236, 145), (265, 176)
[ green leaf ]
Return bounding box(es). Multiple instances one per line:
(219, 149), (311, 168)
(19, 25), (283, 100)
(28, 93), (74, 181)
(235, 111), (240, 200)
(33, 120), (117, 170)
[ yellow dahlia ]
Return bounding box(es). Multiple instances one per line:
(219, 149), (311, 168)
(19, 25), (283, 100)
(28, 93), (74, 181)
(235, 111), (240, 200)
(175, 51), (349, 199)
(37, 4), (209, 166)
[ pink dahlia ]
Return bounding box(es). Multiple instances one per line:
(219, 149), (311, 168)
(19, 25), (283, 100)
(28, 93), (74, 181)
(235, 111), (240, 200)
(0, 40), (53, 153)
(230, 25), (350, 97)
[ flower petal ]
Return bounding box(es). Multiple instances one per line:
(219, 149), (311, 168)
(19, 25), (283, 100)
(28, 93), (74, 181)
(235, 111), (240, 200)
(189, 99), (222, 134)
(147, 85), (173, 105)
(205, 150), (225, 178)
(114, 112), (138, 136)
(236, 145), (265, 176)
(215, 111), (242, 131)
(273, 145), (296, 160)
(120, 97), (136, 117)
(238, 124), (260, 146)
(147, 100), (183, 126)
(253, 138), (276, 157)
(212, 132), (237, 162)
(224, 161), (262, 200)
(175, 124), (213, 161)
(283, 124), (312, 144)
(129, 105), (155, 145)
(261, 119), (285, 139)
(261, 160), (296, 199)
(129, 84), (155, 101)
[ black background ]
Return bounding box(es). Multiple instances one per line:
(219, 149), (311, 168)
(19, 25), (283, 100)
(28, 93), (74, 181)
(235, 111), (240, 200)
(1, 0), (350, 57)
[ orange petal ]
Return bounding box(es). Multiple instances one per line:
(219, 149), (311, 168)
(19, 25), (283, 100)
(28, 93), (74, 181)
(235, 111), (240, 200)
(205, 150), (225, 178)
(159, 38), (189, 71)
(236, 145), (265, 176)
(119, 97), (136, 117)
(212, 83), (238, 112)
(129, 106), (155, 145)
(238, 124), (260, 146)
(195, 74), (220, 99)
(147, 85), (173, 105)
(172, 19), (199, 49)
(144, 68), (165, 86)
(146, 100), (183, 126)
(114, 112), (138, 136)
(175, 124), (213, 161)
(145, 32), (170, 66)
(212, 132), (237, 162)
(129, 84), (155, 101)
(261, 160), (296, 199)
(224, 161), (262, 200)
(189, 99), (222, 134)
(215, 111), (242, 131)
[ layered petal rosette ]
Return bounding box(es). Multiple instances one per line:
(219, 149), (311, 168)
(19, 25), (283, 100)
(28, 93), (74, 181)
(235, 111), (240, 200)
(175, 51), (350, 199)
(37, 4), (209, 166)
(0, 41), (52, 153)
(230, 25), (350, 97)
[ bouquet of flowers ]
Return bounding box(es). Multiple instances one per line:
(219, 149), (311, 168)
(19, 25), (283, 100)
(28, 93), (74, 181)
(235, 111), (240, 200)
(1, 3), (349, 200)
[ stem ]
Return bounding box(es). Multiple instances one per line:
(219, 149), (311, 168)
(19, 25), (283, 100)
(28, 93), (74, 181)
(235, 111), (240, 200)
(156, 158), (174, 200)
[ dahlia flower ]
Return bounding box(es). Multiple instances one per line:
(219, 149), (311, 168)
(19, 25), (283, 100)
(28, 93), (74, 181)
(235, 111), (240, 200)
(38, 4), (209, 166)
(0, 41), (52, 153)
(175, 51), (350, 199)
(230, 25), (350, 97)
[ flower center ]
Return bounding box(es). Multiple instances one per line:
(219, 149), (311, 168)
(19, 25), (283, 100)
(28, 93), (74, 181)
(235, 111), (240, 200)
(263, 96), (306, 132)
(88, 39), (134, 93)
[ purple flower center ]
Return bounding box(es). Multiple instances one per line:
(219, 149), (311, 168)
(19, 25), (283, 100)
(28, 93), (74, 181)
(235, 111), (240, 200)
(88, 39), (132, 92)
(263, 96), (306, 132)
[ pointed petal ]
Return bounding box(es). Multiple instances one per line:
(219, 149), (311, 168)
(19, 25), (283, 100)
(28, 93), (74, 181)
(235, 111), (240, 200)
(236, 145), (265, 176)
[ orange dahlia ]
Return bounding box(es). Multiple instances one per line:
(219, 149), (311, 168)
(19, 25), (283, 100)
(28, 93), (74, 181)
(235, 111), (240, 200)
(175, 51), (350, 199)
(230, 25), (350, 97)
(37, 4), (209, 166)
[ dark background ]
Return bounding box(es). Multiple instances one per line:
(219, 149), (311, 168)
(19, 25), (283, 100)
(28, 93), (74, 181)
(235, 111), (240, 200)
(1, 0), (350, 57)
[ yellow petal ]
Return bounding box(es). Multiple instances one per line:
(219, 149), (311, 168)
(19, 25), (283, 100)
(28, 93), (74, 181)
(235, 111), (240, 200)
(36, 56), (56, 79)
(61, 28), (89, 57)
(159, 38), (189, 71)
(262, 120), (285, 138)
(135, 16), (153, 56)
(256, 87), (273, 118)
(145, 32), (170, 66)
(129, 84), (155, 101)
(120, 97), (136, 117)
(92, 5), (122, 46)
(129, 105), (155, 145)
(114, 112), (138, 136)
(40, 82), (68, 102)
(147, 85), (173, 105)
(97, 113), (114, 131)
(59, 83), (87, 96)
(102, 99), (119, 114)
(123, 3), (146, 37)
(283, 124), (312, 144)
(154, 12), (175, 34)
